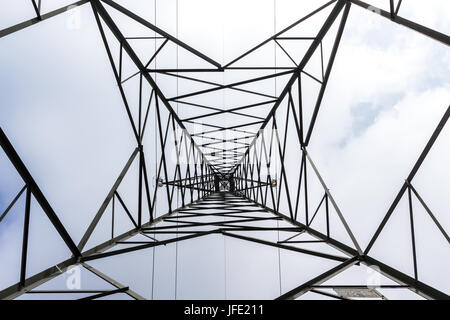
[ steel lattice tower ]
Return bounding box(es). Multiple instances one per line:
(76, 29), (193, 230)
(0, 0), (449, 300)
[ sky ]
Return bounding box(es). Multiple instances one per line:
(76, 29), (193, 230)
(0, 0), (449, 300)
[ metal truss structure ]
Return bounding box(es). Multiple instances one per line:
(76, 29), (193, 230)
(0, 0), (449, 300)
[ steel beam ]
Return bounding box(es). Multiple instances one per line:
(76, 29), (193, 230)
(0, 128), (81, 258)
(0, 0), (88, 39)
(276, 256), (359, 300)
(350, 0), (450, 46)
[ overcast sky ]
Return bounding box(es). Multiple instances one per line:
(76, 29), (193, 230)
(0, 0), (449, 300)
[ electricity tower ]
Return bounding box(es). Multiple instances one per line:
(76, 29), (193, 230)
(0, 0), (449, 300)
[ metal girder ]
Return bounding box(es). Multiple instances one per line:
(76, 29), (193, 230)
(223, 0), (339, 68)
(78, 287), (129, 300)
(0, 0), (89, 39)
(304, 1), (351, 145)
(82, 263), (145, 300)
(242, 196), (449, 300)
(365, 106), (450, 254)
(0, 195), (209, 300)
(276, 256), (359, 300)
(78, 148), (139, 251)
(90, 0), (218, 175)
(350, 0), (450, 46)
(222, 231), (348, 262)
(99, 0), (222, 68)
(361, 255), (450, 300)
(0, 185), (26, 223)
(303, 148), (362, 254)
(0, 128), (81, 258)
(228, 0), (349, 175)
